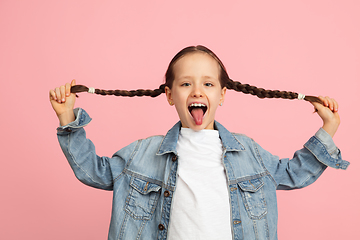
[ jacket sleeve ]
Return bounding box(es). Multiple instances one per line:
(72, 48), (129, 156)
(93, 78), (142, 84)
(254, 128), (350, 190)
(57, 108), (137, 190)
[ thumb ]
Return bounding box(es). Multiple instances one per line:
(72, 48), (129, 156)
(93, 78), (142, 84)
(310, 101), (322, 112)
(71, 79), (76, 86)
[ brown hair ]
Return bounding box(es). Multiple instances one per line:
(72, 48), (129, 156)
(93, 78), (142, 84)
(71, 45), (322, 103)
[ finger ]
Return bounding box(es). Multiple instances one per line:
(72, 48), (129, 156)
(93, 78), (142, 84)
(328, 98), (338, 112)
(71, 79), (76, 86)
(60, 85), (66, 102)
(323, 96), (329, 107)
(49, 89), (57, 101)
(65, 82), (71, 97)
(55, 87), (62, 103)
(325, 96), (333, 111)
(333, 99), (339, 112)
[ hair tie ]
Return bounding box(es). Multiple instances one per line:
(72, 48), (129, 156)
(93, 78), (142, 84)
(297, 93), (305, 100)
(88, 87), (95, 94)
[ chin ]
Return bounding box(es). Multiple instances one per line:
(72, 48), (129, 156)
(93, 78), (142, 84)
(193, 122), (214, 131)
(189, 126), (204, 131)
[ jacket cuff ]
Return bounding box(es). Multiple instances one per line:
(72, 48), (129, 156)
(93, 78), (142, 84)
(304, 134), (349, 170)
(314, 128), (340, 159)
(57, 108), (92, 135)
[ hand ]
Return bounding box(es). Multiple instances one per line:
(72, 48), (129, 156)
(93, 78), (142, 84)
(49, 79), (76, 126)
(311, 96), (340, 138)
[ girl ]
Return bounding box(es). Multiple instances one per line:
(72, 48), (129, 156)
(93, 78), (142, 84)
(50, 45), (349, 240)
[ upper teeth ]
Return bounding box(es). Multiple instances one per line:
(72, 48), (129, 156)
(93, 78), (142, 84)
(190, 103), (206, 107)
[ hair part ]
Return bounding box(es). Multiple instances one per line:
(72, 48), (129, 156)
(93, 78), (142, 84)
(70, 45), (322, 104)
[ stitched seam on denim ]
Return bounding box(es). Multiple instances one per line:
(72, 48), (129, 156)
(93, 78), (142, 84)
(67, 133), (111, 187)
(228, 172), (269, 185)
(251, 139), (278, 187)
(253, 219), (259, 240)
(222, 150), (236, 239)
(117, 212), (129, 240)
(113, 171), (125, 183)
(313, 134), (339, 158)
(166, 154), (176, 187)
(264, 213), (270, 240)
(124, 169), (175, 191)
(136, 219), (147, 240)
(159, 199), (169, 239)
(162, 155), (178, 238)
(141, 135), (165, 155)
(304, 137), (340, 168)
(156, 134), (177, 155)
(131, 180), (161, 194)
(159, 192), (169, 240)
(230, 184), (236, 239)
(234, 183), (244, 240)
(299, 140), (328, 186)
(125, 185), (158, 221)
(223, 151), (238, 184)
(57, 108), (91, 132)
(113, 140), (141, 183)
(239, 184), (267, 220)
(231, 133), (247, 151)
(125, 139), (142, 169)
(329, 148), (338, 156)
(311, 136), (335, 161)
(57, 124), (89, 133)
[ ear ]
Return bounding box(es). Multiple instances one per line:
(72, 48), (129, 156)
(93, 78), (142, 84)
(165, 86), (174, 105)
(220, 87), (226, 105)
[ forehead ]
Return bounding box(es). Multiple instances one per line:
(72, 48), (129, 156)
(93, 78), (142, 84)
(172, 52), (220, 79)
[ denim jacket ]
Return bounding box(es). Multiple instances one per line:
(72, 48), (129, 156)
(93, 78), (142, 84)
(57, 108), (349, 240)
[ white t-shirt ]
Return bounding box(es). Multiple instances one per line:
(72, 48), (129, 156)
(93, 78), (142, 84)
(167, 127), (232, 240)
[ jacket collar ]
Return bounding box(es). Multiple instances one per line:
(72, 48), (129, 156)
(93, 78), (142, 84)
(156, 121), (245, 155)
(214, 121), (246, 152)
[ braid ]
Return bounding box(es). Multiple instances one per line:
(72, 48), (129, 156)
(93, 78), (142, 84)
(226, 79), (322, 104)
(71, 81), (322, 103)
(71, 84), (166, 98)
(69, 46), (323, 105)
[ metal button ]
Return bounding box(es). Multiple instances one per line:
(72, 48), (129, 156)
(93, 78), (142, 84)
(233, 220), (241, 225)
(172, 155), (177, 162)
(144, 182), (149, 192)
(65, 128), (72, 132)
(164, 191), (170, 197)
(158, 224), (165, 230)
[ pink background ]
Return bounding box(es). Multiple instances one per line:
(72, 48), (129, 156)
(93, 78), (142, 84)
(1, 0), (359, 239)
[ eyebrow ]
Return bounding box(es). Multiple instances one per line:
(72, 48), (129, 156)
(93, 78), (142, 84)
(178, 75), (217, 80)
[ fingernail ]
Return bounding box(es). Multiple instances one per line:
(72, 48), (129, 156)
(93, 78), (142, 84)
(62, 98), (65, 102)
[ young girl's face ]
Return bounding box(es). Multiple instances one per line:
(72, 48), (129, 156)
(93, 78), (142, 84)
(165, 52), (226, 131)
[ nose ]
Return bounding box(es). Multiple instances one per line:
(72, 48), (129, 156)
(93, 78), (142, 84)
(192, 85), (203, 98)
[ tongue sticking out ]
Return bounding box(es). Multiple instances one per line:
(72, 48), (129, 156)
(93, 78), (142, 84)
(191, 108), (204, 125)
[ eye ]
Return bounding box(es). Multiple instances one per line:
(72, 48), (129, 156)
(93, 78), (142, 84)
(181, 83), (190, 87)
(204, 82), (213, 87)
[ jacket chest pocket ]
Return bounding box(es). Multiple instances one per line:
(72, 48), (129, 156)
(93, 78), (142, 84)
(238, 178), (267, 220)
(125, 177), (162, 220)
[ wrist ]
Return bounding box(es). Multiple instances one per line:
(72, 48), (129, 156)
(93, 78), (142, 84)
(322, 120), (340, 138)
(58, 110), (75, 126)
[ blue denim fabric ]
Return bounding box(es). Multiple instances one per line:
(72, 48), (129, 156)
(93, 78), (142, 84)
(57, 108), (349, 240)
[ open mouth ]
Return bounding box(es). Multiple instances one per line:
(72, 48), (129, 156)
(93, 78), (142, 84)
(188, 103), (208, 125)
